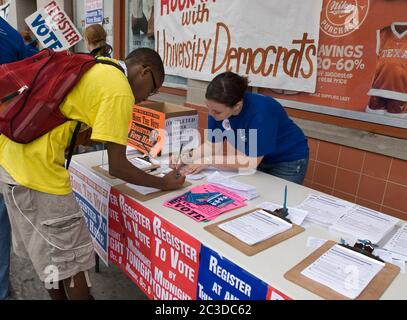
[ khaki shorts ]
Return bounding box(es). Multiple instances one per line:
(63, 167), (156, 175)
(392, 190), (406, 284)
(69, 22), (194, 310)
(0, 166), (95, 282)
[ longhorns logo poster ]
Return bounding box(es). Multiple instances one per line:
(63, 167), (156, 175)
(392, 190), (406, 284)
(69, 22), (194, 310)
(321, 0), (370, 37)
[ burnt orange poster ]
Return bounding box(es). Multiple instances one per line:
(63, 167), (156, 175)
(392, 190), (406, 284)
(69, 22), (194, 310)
(128, 105), (165, 157)
(264, 0), (407, 121)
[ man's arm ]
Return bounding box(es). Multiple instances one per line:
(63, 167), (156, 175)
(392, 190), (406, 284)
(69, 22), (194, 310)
(106, 142), (185, 190)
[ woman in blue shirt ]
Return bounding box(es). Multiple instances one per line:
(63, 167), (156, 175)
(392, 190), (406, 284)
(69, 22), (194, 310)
(181, 71), (309, 184)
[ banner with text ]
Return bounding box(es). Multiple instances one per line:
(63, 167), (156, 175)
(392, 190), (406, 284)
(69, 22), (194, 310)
(108, 188), (201, 300)
(155, 0), (323, 92)
(69, 161), (110, 265)
(266, 0), (407, 120)
(25, 1), (82, 51)
(197, 246), (268, 300)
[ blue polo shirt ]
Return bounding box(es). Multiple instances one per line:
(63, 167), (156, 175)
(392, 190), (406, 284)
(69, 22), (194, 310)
(208, 92), (309, 164)
(0, 17), (29, 64)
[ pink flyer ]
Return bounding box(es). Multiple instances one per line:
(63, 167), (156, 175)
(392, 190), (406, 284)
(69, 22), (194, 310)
(163, 184), (247, 222)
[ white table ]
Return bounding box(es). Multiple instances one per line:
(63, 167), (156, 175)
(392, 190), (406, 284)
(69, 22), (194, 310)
(72, 150), (407, 300)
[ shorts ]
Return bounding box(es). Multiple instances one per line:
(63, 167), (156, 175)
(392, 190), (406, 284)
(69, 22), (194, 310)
(0, 166), (95, 282)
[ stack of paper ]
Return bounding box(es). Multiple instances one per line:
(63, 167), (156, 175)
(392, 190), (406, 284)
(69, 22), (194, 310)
(329, 206), (399, 244)
(125, 183), (160, 195)
(126, 145), (140, 156)
(218, 209), (292, 246)
(100, 156), (152, 172)
(301, 244), (385, 299)
(256, 202), (308, 226)
(207, 172), (259, 200)
(383, 223), (407, 260)
(296, 194), (354, 226)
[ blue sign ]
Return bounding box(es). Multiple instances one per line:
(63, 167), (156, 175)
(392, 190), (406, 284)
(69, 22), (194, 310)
(197, 245), (268, 300)
(86, 9), (103, 25)
(74, 192), (107, 251)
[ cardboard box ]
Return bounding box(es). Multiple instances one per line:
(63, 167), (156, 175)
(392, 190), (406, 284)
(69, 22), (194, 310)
(128, 100), (199, 156)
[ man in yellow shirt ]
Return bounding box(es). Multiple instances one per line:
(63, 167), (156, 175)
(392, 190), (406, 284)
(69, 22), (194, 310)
(0, 48), (185, 300)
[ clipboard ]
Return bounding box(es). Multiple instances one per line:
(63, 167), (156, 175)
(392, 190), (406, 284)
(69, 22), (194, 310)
(284, 240), (401, 300)
(114, 180), (191, 202)
(204, 208), (305, 256)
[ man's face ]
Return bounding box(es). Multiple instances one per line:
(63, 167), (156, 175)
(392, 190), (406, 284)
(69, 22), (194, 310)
(127, 64), (161, 103)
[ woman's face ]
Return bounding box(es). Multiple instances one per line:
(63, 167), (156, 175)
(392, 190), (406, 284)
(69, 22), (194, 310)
(206, 99), (237, 121)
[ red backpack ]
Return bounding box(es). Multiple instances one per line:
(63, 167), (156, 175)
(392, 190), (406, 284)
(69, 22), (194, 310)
(0, 48), (124, 144)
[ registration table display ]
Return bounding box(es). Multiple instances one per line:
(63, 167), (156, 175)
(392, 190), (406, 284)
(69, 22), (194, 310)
(69, 151), (407, 300)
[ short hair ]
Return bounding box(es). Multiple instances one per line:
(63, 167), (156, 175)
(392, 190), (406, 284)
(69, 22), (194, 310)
(205, 72), (249, 107)
(125, 48), (165, 83)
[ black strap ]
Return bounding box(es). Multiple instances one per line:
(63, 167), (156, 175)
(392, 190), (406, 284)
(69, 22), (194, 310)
(65, 122), (81, 169)
(64, 58), (125, 169)
(95, 58), (125, 74)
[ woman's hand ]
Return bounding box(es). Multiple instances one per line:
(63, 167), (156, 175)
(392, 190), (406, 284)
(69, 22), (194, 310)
(182, 164), (210, 175)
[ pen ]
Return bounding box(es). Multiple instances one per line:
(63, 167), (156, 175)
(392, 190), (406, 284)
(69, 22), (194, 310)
(282, 185), (288, 215)
(175, 143), (184, 178)
(139, 142), (152, 162)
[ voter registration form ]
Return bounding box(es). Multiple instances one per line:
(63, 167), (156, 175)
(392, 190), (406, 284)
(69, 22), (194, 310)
(301, 244), (385, 299)
(218, 209), (292, 246)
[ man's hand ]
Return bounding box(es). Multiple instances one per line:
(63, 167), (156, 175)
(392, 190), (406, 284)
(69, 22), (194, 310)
(161, 170), (186, 191)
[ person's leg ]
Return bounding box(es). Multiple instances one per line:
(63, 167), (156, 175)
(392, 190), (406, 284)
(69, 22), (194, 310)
(258, 158), (309, 185)
(0, 177), (95, 300)
(0, 193), (11, 300)
(63, 271), (93, 300)
(47, 280), (67, 300)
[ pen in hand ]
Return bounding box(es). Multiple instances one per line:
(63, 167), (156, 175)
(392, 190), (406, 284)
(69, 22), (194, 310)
(175, 143), (184, 178)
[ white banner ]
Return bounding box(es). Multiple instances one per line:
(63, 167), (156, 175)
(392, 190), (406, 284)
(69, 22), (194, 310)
(155, 0), (323, 92)
(25, 1), (82, 51)
(69, 161), (111, 266)
(0, 1), (10, 21)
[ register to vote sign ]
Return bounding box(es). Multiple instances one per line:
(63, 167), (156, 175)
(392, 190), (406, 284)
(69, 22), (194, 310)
(197, 246), (268, 300)
(25, 1), (82, 51)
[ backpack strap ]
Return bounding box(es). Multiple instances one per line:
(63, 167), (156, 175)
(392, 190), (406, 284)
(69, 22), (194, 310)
(65, 122), (81, 169)
(95, 58), (126, 74)
(65, 59), (126, 169)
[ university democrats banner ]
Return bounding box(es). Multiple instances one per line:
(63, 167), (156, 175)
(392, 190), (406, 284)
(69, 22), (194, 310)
(155, 0), (323, 92)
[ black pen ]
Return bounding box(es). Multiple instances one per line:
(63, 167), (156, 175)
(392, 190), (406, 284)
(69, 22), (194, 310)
(175, 143), (184, 178)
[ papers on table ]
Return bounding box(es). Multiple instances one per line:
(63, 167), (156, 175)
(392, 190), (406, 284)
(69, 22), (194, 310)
(301, 244), (385, 299)
(164, 184), (247, 222)
(256, 202), (308, 226)
(329, 206), (399, 244)
(129, 157), (154, 169)
(207, 172), (259, 200)
(186, 173), (206, 181)
(374, 248), (406, 274)
(126, 145), (139, 156)
(202, 167), (256, 179)
(297, 194), (354, 226)
(383, 223), (407, 259)
(124, 183), (160, 196)
(100, 156), (153, 172)
(218, 209), (292, 246)
(186, 168), (256, 183)
(306, 236), (328, 250)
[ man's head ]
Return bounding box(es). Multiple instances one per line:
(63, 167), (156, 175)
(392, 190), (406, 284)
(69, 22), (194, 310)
(125, 48), (165, 103)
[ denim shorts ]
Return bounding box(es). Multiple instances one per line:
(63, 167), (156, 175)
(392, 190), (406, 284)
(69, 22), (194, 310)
(257, 158), (309, 185)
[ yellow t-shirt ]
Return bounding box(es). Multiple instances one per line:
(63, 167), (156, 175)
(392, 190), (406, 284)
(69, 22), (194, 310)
(0, 58), (134, 195)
